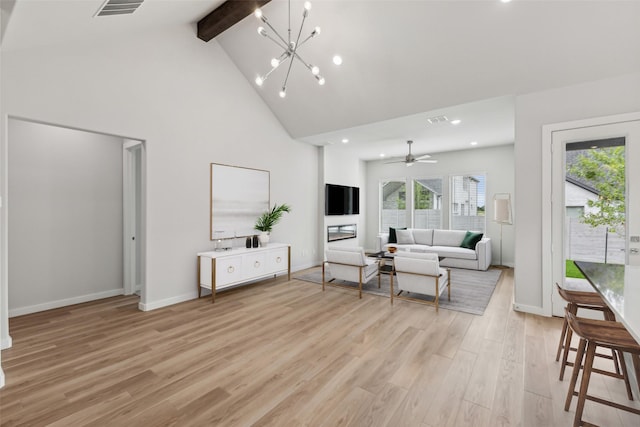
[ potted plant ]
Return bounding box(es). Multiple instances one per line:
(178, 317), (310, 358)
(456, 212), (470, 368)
(255, 203), (291, 246)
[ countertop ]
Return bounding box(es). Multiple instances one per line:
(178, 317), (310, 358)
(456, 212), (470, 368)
(575, 261), (640, 343)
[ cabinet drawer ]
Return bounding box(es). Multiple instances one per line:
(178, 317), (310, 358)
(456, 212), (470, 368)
(267, 248), (289, 274)
(216, 256), (243, 287)
(242, 252), (266, 279)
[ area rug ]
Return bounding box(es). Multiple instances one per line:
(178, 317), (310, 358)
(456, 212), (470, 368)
(294, 267), (502, 315)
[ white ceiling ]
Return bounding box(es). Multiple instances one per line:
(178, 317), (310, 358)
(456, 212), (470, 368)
(3, 0), (640, 161)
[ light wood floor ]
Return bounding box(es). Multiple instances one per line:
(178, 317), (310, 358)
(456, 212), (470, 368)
(1, 269), (639, 426)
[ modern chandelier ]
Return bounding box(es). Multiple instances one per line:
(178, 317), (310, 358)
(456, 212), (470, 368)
(254, 0), (327, 98)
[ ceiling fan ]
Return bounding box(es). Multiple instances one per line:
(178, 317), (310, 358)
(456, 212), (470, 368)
(385, 140), (438, 167)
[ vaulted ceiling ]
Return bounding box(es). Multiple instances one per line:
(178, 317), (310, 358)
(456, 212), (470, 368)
(3, 0), (640, 160)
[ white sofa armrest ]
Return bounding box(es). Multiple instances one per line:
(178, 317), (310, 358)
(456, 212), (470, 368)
(377, 233), (390, 251)
(475, 237), (492, 271)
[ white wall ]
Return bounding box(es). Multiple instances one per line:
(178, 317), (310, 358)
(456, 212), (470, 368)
(365, 144), (515, 263)
(8, 119), (124, 315)
(0, 21), (320, 334)
(321, 145), (366, 252)
(514, 72), (640, 311)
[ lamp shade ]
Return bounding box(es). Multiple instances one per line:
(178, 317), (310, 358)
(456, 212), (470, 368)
(493, 195), (512, 224)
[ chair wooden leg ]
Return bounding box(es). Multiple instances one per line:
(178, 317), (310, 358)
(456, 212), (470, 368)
(565, 337), (587, 411)
(322, 262), (325, 292)
(573, 341), (597, 427)
(560, 325), (574, 381)
(390, 271), (394, 305)
(447, 269), (451, 301)
(556, 316), (568, 362)
(358, 268), (362, 299)
(434, 279), (439, 312)
(617, 350), (634, 401)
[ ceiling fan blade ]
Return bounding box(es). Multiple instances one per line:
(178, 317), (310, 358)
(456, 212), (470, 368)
(417, 159), (438, 163)
(415, 153), (432, 160)
(384, 160), (406, 164)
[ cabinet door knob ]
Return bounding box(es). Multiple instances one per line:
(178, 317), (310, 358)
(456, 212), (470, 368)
(254, 261), (261, 268)
(227, 266), (235, 273)
(276, 257), (282, 263)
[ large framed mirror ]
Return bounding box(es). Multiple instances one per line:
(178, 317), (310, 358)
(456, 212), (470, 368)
(210, 163), (270, 240)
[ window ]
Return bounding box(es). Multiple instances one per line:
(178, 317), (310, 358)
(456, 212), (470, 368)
(380, 180), (407, 232)
(413, 178), (442, 229)
(450, 174), (486, 232)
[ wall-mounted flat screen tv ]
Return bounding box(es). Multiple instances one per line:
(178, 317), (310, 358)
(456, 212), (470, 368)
(325, 183), (360, 215)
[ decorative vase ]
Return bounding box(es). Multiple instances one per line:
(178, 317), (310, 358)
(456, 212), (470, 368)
(252, 235), (259, 248)
(259, 232), (270, 247)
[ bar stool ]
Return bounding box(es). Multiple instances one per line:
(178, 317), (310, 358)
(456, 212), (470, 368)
(555, 283), (619, 381)
(564, 311), (640, 427)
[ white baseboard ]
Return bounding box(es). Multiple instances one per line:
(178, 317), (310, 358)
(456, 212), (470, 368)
(8, 288), (125, 317)
(0, 368), (5, 389)
(138, 292), (195, 312)
(1, 335), (12, 350)
(512, 302), (547, 316)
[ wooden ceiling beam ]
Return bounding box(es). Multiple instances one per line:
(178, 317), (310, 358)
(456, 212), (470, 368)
(197, 0), (272, 42)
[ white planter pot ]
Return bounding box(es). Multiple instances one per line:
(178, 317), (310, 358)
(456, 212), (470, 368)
(259, 232), (270, 246)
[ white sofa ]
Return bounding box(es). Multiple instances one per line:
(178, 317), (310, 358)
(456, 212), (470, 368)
(378, 228), (492, 271)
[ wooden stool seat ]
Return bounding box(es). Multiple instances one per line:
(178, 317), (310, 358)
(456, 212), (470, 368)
(564, 311), (640, 427)
(555, 283), (618, 381)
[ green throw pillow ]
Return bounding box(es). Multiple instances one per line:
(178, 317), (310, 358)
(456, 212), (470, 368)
(460, 231), (483, 249)
(388, 227), (406, 244)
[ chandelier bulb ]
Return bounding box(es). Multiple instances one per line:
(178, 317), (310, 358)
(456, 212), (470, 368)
(254, 8), (262, 19)
(271, 58), (280, 68)
(311, 66), (320, 75)
(333, 55), (342, 65)
(304, 2), (312, 11)
(279, 88), (287, 98)
(257, 26), (266, 37)
(255, 76), (264, 86)
(314, 26), (321, 36)
(317, 76), (325, 86)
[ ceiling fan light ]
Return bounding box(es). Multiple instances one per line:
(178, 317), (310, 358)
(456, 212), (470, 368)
(406, 162), (414, 167)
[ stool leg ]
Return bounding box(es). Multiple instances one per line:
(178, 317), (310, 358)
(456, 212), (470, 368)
(617, 350), (634, 401)
(556, 316), (568, 362)
(565, 337), (586, 411)
(560, 324), (574, 381)
(573, 341), (597, 427)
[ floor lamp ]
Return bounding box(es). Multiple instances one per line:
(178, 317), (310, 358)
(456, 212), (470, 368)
(493, 193), (512, 267)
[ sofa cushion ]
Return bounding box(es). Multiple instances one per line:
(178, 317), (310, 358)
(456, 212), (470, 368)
(396, 229), (415, 244)
(432, 229), (467, 247)
(460, 231), (484, 249)
(412, 229), (433, 245)
(430, 246), (478, 260)
(388, 227), (406, 244)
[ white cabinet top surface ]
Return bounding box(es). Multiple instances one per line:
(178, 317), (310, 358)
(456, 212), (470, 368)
(198, 243), (290, 258)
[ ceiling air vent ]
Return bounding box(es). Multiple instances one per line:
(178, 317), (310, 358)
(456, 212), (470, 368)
(95, 0), (144, 17)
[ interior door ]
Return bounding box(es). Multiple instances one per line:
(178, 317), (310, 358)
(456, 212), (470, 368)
(550, 119), (640, 316)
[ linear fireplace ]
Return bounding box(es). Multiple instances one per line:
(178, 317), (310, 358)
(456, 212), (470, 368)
(327, 224), (357, 242)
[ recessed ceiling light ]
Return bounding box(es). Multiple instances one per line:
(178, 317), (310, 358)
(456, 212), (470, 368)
(333, 55), (343, 65)
(450, 119), (462, 125)
(470, 141), (478, 146)
(501, 0), (512, 3)
(379, 153), (385, 157)
(341, 138), (349, 144)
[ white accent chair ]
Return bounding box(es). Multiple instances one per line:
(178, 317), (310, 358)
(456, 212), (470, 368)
(392, 251), (451, 311)
(323, 247), (379, 298)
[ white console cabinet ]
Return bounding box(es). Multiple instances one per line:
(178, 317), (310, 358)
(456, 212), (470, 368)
(197, 243), (291, 302)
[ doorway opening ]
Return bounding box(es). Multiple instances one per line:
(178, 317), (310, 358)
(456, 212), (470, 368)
(5, 117), (146, 317)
